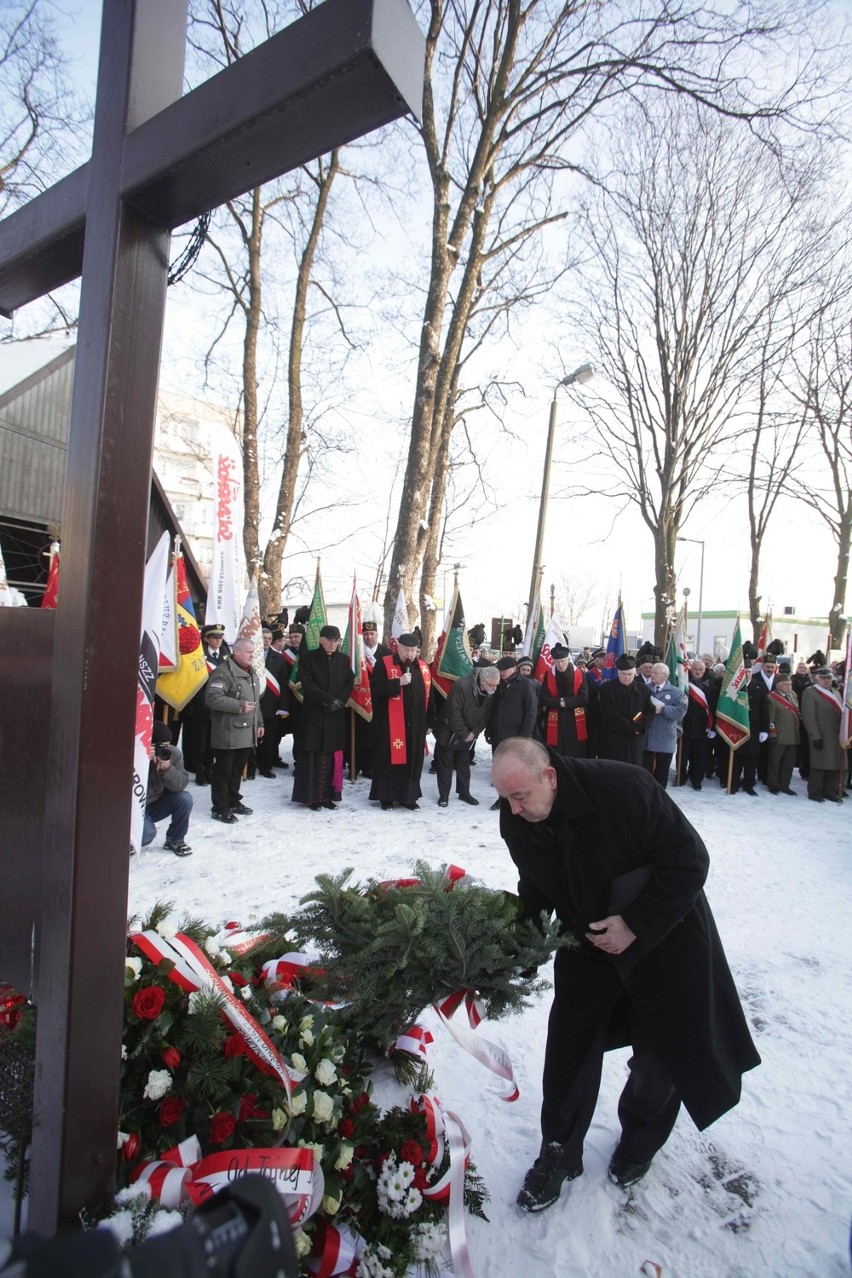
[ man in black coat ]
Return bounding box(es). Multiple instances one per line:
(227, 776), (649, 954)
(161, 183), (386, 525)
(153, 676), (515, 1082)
(369, 632), (432, 810)
(492, 737), (760, 1213)
(731, 667), (769, 796)
(537, 644), (590, 759)
(681, 658), (717, 790)
(291, 625), (355, 810)
(256, 628), (289, 777)
(597, 653), (654, 765)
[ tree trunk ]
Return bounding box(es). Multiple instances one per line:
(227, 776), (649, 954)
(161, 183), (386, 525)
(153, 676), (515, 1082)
(747, 554), (762, 645)
(829, 504), (851, 648)
(259, 153), (340, 618)
(652, 522), (678, 650)
(242, 188), (263, 585)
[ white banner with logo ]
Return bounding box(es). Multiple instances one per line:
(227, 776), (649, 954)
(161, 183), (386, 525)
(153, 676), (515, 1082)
(206, 426), (245, 643)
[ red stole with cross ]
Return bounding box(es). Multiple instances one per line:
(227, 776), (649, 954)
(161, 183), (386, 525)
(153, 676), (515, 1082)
(545, 667), (587, 746)
(382, 655), (432, 765)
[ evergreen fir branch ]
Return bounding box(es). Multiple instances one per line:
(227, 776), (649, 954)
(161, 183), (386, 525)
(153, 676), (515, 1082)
(137, 901), (175, 933)
(185, 1056), (231, 1102)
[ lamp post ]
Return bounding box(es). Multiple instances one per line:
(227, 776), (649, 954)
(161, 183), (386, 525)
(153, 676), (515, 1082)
(677, 536), (705, 655)
(526, 362), (595, 623)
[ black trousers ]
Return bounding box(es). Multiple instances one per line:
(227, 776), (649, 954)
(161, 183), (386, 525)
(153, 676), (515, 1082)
(542, 1008), (680, 1165)
(642, 750), (673, 789)
(211, 747), (251, 813)
(681, 735), (707, 788)
(434, 740), (473, 802)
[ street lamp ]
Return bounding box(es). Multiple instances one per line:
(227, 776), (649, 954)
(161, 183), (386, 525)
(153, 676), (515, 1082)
(677, 536), (705, 654)
(526, 362), (595, 623)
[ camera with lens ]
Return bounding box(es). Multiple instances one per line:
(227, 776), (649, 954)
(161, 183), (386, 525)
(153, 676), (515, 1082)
(0, 1174), (298, 1278)
(155, 742), (172, 762)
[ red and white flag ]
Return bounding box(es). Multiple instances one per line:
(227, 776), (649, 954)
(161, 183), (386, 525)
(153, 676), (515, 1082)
(40, 541), (60, 609)
(206, 425), (244, 643)
(131, 532), (171, 853)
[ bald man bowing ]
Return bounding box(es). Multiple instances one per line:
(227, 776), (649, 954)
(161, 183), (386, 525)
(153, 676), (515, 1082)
(491, 738), (759, 1214)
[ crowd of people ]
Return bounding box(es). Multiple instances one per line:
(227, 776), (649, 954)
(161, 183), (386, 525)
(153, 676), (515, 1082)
(144, 619), (849, 854)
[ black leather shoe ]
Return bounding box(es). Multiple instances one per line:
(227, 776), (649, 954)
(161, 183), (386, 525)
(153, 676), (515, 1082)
(195, 776), (210, 787)
(231, 803), (253, 815)
(438, 798), (449, 807)
(743, 787), (757, 796)
(381, 802), (393, 811)
(808, 795), (825, 803)
(490, 798), (501, 810)
(323, 800), (338, 810)
(516, 1143), (583, 1212)
(458, 794), (479, 806)
(212, 810), (238, 824)
(767, 787), (779, 795)
(782, 788), (796, 796)
(258, 770), (276, 778)
(608, 1147), (653, 1188)
(404, 802), (420, 810)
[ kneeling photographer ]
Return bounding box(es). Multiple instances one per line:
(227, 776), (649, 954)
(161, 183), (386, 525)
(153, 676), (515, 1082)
(143, 722), (193, 856)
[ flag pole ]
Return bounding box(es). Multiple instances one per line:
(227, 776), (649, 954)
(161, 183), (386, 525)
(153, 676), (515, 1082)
(349, 709), (356, 784)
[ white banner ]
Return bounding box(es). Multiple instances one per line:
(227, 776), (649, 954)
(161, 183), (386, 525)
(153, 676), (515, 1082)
(239, 573), (265, 682)
(158, 559), (178, 671)
(391, 588), (409, 640)
(131, 532), (171, 853)
(206, 426), (245, 643)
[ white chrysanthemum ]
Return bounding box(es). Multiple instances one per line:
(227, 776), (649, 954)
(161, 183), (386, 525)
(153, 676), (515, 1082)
(377, 1245), (392, 1261)
(155, 921), (176, 939)
(414, 1221), (445, 1261)
(290, 1052), (307, 1073)
(204, 937), (220, 957)
(142, 1068), (172, 1101)
(398, 1160), (415, 1186)
(125, 957), (142, 981)
(288, 1090), (307, 1117)
(314, 1058), (337, 1087)
(272, 1014), (288, 1031)
(240, 986), (252, 1000)
(312, 1089), (334, 1123)
(146, 1210), (182, 1238)
(97, 1209), (135, 1245)
(334, 1143), (354, 1171)
(356, 1249), (395, 1278)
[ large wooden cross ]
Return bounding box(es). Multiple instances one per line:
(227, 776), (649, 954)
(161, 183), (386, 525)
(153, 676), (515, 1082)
(0, 0), (422, 1233)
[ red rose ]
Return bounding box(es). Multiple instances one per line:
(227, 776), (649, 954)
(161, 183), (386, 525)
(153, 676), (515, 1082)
(209, 1111), (237, 1144)
(338, 1118), (355, 1139)
(399, 1140), (424, 1168)
(159, 1097), (187, 1128)
(354, 1144), (367, 1159)
(339, 1163), (354, 1181)
(132, 986), (166, 1021)
(413, 1167), (429, 1191)
(239, 1093), (258, 1121)
(351, 1092), (370, 1114)
(122, 1131), (141, 1162)
(162, 1046), (181, 1070)
(228, 971), (247, 987)
(225, 921), (241, 930)
(224, 1034), (246, 1058)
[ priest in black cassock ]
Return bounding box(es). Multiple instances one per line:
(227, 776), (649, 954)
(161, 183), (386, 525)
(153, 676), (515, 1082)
(369, 632), (432, 810)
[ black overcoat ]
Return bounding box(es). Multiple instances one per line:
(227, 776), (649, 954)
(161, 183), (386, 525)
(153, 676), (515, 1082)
(597, 677), (654, 764)
(296, 647), (355, 753)
(499, 754), (760, 1131)
(537, 664), (589, 757)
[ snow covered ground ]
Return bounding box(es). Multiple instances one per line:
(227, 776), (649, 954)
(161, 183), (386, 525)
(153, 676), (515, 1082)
(4, 742), (852, 1276)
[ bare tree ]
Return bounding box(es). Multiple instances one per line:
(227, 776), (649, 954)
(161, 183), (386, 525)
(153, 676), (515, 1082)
(382, 0), (843, 643)
(789, 296), (852, 647)
(186, 0), (362, 615)
(565, 99), (830, 646)
(553, 572), (599, 628)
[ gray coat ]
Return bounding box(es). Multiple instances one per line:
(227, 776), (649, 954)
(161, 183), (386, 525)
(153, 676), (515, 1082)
(146, 744), (189, 805)
(434, 669), (496, 747)
(205, 656), (263, 750)
(800, 684), (843, 769)
(645, 681), (687, 753)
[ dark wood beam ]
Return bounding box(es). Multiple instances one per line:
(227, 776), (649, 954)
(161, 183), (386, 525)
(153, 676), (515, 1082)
(0, 0), (423, 316)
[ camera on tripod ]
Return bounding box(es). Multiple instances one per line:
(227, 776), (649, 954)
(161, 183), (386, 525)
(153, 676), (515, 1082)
(0, 1174), (299, 1278)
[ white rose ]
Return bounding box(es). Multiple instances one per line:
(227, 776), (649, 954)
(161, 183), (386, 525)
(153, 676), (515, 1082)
(334, 1144), (354, 1171)
(143, 1068), (172, 1101)
(295, 1231), (312, 1257)
(300, 1029), (315, 1048)
(323, 1193), (341, 1216)
(219, 950), (232, 965)
(288, 1090), (308, 1117)
(312, 1090), (334, 1123)
(272, 1015), (288, 1031)
(300, 1015), (314, 1032)
(314, 1058), (337, 1087)
(290, 1053), (307, 1073)
(271, 1108), (287, 1132)
(125, 957), (142, 981)
(155, 922), (176, 939)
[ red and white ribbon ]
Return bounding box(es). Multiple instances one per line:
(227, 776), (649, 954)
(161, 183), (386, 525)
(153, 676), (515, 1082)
(435, 989), (485, 1030)
(412, 1095), (475, 1278)
(434, 1001), (519, 1103)
(132, 1134), (322, 1225)
(213, 922), (275, 957)
(260, 952), (347, 1010)
(130, 932), (304, 1107)
(308, 1220), (367, 1277)
(392, 1024), (434, 1058)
